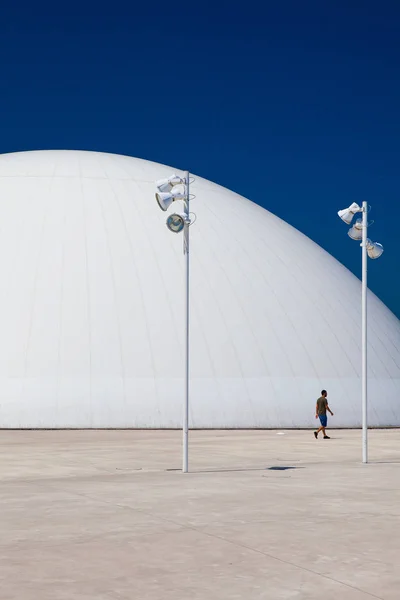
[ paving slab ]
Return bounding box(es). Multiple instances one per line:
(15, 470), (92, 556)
(0, 429), (399, 599)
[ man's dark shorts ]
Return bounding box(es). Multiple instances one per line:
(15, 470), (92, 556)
(319, 414), (328, 428)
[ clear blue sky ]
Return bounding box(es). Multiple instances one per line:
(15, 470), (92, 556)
(1, 0), (399, 317)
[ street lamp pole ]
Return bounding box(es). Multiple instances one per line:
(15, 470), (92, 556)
(337, 201), (383, 464)
(183, 171), (190, 473)
(361, 201), (368, 464)
(155, 171), (193, 473)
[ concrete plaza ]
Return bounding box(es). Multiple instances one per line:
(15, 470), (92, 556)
(1, 428), (399, 599)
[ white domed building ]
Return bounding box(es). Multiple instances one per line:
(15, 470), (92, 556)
(0, 150), (398, 428)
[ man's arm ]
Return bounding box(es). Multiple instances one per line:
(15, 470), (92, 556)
(315, 403), (319, 418)
(327, 403), (334, 416)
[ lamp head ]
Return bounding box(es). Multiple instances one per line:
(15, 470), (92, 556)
(156, 174), (186, 193)
(338, 202), (362, 224)
(366, 239), (384, 259)
(347, 218), (363, 240)
(155, 192), (173, 212)
(166, 213), (187, 233)
(155, 186), (186, 211)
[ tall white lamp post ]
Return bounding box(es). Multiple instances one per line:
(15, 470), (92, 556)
(338, 202), (384, 463)
(155, 172), (192, 473)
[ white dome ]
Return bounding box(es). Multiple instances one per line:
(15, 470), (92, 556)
(0, 150), (399, 428)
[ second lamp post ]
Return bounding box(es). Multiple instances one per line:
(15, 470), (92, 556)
(338, 201), (384, 463)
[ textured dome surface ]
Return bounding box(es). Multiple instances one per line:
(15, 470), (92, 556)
(0, 150), (399, 428)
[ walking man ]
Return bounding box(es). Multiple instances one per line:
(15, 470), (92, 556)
(314, 390), (334, 439)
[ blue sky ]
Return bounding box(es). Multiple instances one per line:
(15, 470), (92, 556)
(1, 0), (399, 316)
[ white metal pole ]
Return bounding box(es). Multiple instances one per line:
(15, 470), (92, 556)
(183, 171), (190, 473)
(361, 201), (368, 464)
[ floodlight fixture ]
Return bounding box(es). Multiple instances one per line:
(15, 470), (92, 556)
(155, 187), (186, 212)
(366, 239), (384, 260)
(156, 174), (186, 193)
(348, 219), (363, 240)
(338, 202), (362, 224)
(166, 213), (187, 233)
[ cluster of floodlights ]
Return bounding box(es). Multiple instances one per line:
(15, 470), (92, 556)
(155, 174), (192, 234)
(338, 202), (383, 258)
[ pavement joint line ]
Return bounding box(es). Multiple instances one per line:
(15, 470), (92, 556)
(182, 529), (385, 600)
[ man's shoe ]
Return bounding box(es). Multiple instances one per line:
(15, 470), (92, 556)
(314, 432), (318, 439)
(323, 435), (331, 439)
